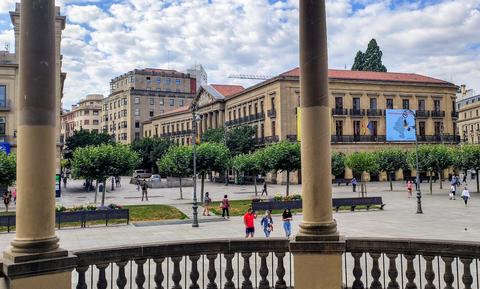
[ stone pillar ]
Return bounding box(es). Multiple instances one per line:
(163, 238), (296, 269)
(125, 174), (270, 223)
(2, 1), (76, 287)
(219, 110), (225, 126)
(291, 1), (344, 289)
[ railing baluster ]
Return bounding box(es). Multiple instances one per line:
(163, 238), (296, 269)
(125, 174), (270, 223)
(224, 253), (235, 289)
(386, 253), (399, 289)
(171, 256), (183, 289)
(460, 258), (473, 289)
(258, 252), (270, 289)
(404, 254), (417, 289)
(241, 252), (253, 289)
(423, 255), (436, 289)
(370, 253), (382, 289)
(96, 263), (109, 289)
(206, 254), (218, 289)
(274, 252), (287, 289)
(135, 259), (147, 289)
(76, 265), (89, 289)
(154, 258), (165, 289)
(442, 257), (455, 289)
(352, 252), (364, 289)
(116, 261), (128, 289)
(189, 255), (201, 289)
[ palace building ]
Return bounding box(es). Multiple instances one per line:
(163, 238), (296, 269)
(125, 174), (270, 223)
(456, 87), (480, 144)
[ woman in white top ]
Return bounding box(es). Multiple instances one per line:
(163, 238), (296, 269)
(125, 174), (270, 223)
(461, 187), (471, 205)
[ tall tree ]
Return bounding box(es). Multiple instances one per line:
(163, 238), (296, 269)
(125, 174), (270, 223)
(458, 145), (480, 193)
(407, 145), (436, 194)
(157, 146), (193, 199)
(226, 125), (256, 156)
(345, 152), (379, 196)
(131, 137), (172, 173)
(0, 152), (16, 188)
(375, 149), (408, 191)
(64, 129), (113, 160)
(351, 38), (387, 72)
(201, 128), (225, 144)
(232, 153), (262, 195)
(263, 141), (301, 196)
(196, 142), (230, 202)
(429, 145), (454, 189)
(331, 152), (346, 178)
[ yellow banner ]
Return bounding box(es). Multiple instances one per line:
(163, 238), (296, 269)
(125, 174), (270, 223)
(297, 107), (301, 141)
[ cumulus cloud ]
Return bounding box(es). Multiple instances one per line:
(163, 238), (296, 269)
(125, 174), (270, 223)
(0, 0), (479, 107)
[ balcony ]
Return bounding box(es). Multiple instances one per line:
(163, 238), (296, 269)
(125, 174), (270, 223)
(416, 110), (429, 118)
(430, 110), (445, 118)
(349, 109), (365, 117)
(267, 109), (276, 118)
(265, 135), (279, 144)
(286, 134), (298, 141)
(366, 109), (383, 117)
(331, 135), (386, 143)
(451, 111), (459, 119)
(70, 238), (480, 289)
(257, 112), (265, 120)
(332, 108), (348, 116)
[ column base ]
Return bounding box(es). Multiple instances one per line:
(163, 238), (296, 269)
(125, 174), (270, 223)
(0, 270), (72, 289)
(293, 252), (343, 289)
(296, 219), (339, 241)
(4, 236), (62, 263)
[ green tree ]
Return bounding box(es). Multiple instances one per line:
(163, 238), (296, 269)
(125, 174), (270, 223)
(131, 137), (172, 173)
(196, 142), (230, 201)
(263, 141), (301, 196)
(232, 153), (262, 195)
(458, 145), (480, 193)
(201, 128), (225, 143)
(64, 129), (113, 160)
(331, 152), (346, 178)
(0, 152), (16, 188)
(351, 38), (387, 72)
(407, 145), (436, 194)
(226, 125), (256, 156)
(345, 152), (379, 196)
(429, 145), (454, 189)
(157, 146), (193, 199)
(375, 149), (408, 191)
(72, 144), (140, 206)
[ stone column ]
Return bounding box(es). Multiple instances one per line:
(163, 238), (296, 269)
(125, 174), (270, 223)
(2, 1), (75, 287)
(291, 1), (344, 289)
(219, 110), (225, 126)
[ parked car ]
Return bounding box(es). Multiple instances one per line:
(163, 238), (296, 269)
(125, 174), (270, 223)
(150, 174), (161, 182)
(133, 169), (152, 179)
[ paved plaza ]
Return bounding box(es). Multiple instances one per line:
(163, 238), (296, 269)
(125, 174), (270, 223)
(1, 178), (479, 251)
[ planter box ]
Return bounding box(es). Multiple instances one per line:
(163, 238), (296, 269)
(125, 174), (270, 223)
(252, 197), (385, 212)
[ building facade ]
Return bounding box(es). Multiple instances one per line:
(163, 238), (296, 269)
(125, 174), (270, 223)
(102, 68), (196, 144)
(457, 92), (480, 144)
(61, 94), (103, 140)
(0, 4), (65, 172)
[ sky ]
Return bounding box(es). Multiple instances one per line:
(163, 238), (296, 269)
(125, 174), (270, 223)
(0, 0), (479, 108)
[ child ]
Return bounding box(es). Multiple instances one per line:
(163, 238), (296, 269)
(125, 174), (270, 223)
(450, 184), (456, 200)
(461, 187), (470, 205)
(203, 192), (212, 216)
(407, 180), (413, 198)
(260, 210), (273, 238)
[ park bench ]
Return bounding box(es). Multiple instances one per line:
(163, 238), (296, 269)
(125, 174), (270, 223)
(333, 197), (385, 212)
(332, 178), (352, 186)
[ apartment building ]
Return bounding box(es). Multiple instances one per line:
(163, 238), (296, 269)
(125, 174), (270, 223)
(0, 4), (66, 172)
(102, 68), (196, 144)
(61, 94), (103, 140)
(457, 89), (480, 144)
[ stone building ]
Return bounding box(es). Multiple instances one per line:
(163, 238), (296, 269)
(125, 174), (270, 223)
(0, 3), (65, 172)
(61, 94), (103, 141)
(457, 89), (480, 144)
(102, 68), (197, 144)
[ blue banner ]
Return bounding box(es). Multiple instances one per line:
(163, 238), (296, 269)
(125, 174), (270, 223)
(0, 142), (10, 154)
(386, 109), (417, 142)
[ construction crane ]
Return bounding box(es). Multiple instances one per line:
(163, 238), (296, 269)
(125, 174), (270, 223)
(228, 74), (273, 80)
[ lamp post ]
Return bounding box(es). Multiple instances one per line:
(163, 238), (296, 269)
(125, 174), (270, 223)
(224, 126), (229, 186)
(192, 111), (201, 227)
(404, 109), (423, 214)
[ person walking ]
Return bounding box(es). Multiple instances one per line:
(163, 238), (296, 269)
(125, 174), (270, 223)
(282, 208), (293, 238)
(260, 210), (273, 238)
(261, 182), (268, 196)
(141, 180), (149, 201)
(221, 194), (230, 219)
(136, 177), (141, 191)
(461, 186), (471, 205)
(407, 180), (413, 198)
(203, 192), (212, 216)
(115, 176), (121, 188)
(351, 177), (357, 193)
(449, 184), (456, 200)
(3, 191), (11, 212)
(243, 208), (257, 238)
(62, 173), (67, 188)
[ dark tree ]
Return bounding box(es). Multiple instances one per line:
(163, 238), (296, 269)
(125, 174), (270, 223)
(351, 39), (387, 72)
(131, 137), (172, 173)
(64, 129), (113, 160)
(226, 125), (256, 156)
(201, 128), (225, 143)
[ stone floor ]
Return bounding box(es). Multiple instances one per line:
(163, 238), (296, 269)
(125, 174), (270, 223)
(1, 178), (478, 252)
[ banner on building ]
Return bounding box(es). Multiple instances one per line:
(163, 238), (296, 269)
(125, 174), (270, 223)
(385, 109), (416, 142)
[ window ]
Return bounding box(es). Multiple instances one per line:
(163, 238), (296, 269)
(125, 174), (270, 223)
(434, 100), (441, 111)
(93, 110), (99, 116)
(135, 132), (140, 140)
(166, 78), (171, 85)
(254, 103), (258, 115)
(271, 96), (275, 111)
(260, 123), (265, 138)
(176, 79), (181, 85)
(179, 99), (184, 106)
(135, 97), (140, 104)
(159, 98), (164, 106)
(335, 120), (343, 136)
(113, 102), (116, 109)
(0, 117), (5, 135)
(419, 121), (426, 136)
(84, 120), (90, 125)
(229, 111), (232, 121)
(353, 121), (361, 136)
(169, 99), (175, 106)
(370, 121), (378, 136)
(418, 99), (425, 111)
(434, 122), (442, 136)
(93, 120), (99, 125)
(149, 111), (154, 117)
(135, 121), (140, 128)
(135, 109), (140, 116)
(150, 98), (154, 105)
(335, 97), (343, 109)
(157, 78), (161, 85)
(130, 76), (135, 83)
(0, 85), (6, 108)
(271, 120), (276, 136)
(260, 101), (264, 113)
(369, 98), (377, 109)
(84, 110), (90, 115)
(402, 99), (410, 110)
(123, 98), (127, 105)
(248, 105), (252, 115)
(353, 98), (360, 110)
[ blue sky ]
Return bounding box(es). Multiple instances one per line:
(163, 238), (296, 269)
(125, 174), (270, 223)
(0, 0), (479, 108)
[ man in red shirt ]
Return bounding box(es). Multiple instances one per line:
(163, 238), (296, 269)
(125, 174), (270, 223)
(243, 208), (257, 238)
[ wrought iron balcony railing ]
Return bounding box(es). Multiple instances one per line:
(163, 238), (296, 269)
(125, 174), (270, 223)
(366, 109), (383, 117)
(430, 110), (445, 118)
(349, 109), (365, 117)
(332, 108), (348, 116)
(416, 110), (429, 118)
(267, 109), (276, 118)
(451, 111), (459, 118)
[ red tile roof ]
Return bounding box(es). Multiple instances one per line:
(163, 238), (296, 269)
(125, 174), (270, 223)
(161, 105), (190, 116)
(281, 68), (454, 85)
(211, 84), (245, 98)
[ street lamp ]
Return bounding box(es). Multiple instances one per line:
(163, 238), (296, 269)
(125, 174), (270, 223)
(404, 109), (423, 214)
(192, 111), (202, 228)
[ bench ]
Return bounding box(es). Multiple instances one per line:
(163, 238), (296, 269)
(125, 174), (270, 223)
(333, 197), (385, 212)
(332, 178), (352, 186)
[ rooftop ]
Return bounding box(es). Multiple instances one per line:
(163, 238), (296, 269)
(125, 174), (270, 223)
(210, 84), (245, 98)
